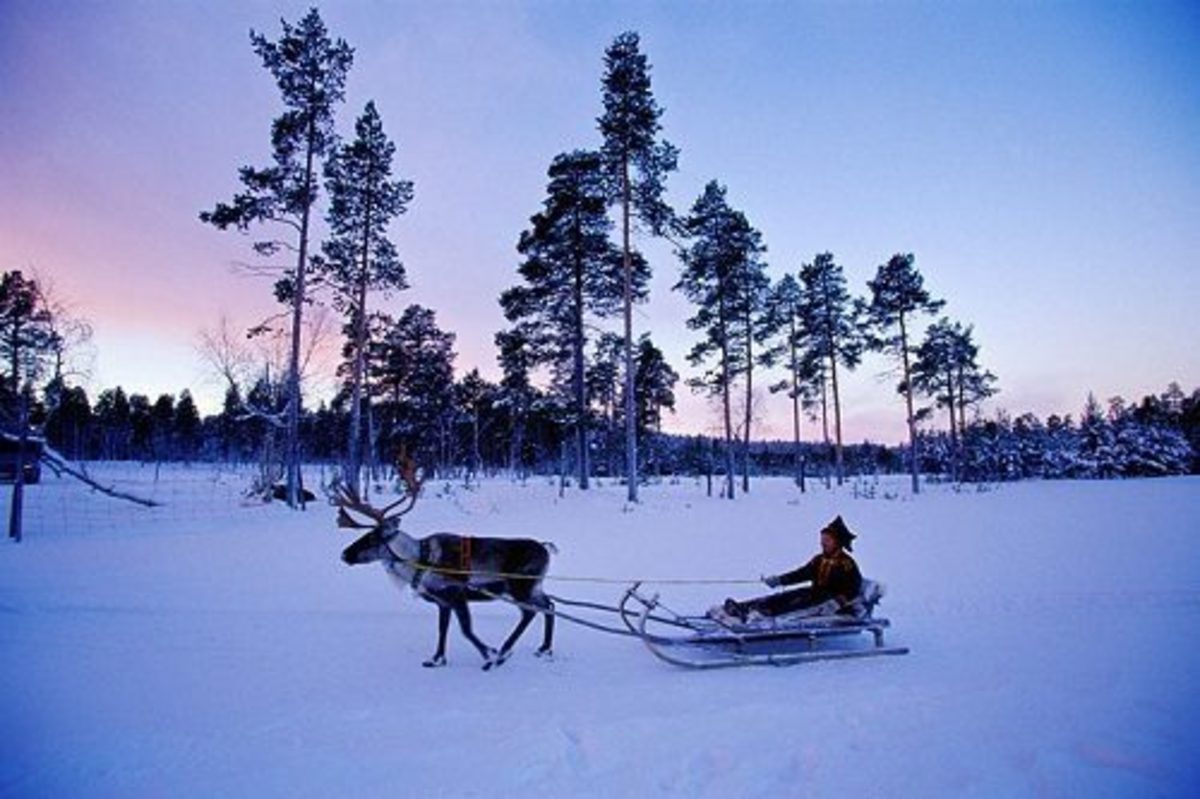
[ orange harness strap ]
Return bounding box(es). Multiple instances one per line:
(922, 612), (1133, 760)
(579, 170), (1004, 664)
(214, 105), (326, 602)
(461, 536), (472, 573)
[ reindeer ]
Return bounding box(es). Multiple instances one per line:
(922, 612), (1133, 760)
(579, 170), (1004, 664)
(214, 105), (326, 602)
(336, 460), (555, 670)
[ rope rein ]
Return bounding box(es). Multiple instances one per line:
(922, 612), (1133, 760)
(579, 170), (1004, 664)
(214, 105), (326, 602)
(390, 556), (762, 586)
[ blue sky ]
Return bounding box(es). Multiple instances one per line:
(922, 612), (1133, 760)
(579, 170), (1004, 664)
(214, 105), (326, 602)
(1, 0), (1197, 442)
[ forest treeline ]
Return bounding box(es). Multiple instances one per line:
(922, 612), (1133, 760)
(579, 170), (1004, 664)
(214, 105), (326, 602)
(2, 264), (1196, 486)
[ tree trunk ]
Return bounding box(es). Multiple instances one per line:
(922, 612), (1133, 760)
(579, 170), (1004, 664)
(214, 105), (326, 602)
(829, 347), (844, 486)
(956, 367), (968, 437)
(705, 437), (713, 497)
(558, 435), (567, 497)
(345, 175), (374, 495)
(788, 318), (803, 490)
(572, 248), (589, 490)
(820, 375), (832, 489)
(285, 118), (317, 510)
(899, 313), (920, 494)
(742, 308), (753, 494)
(366, 398), (378, 480)
(7, 387), (27, 542)
(471, 406), (481, 481)
(514, 407), (526, 480)
(945, 368), (958, 481)
(621, 157), (638, 502)
(718, 295), (735, 500)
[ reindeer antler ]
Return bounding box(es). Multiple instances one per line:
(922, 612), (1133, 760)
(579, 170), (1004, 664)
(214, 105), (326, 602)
(378, 449), (424, 518)
(331, 450), (425, 530)
(333, 484), (386, 529)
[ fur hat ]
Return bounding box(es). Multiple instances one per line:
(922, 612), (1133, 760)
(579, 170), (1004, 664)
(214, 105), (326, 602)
(822, 515), (856, 551)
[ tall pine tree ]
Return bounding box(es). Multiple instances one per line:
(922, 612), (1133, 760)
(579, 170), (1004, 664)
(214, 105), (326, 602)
(675, 182), (762, 499)
(761, 273), (818, 490)
(864, 253), (944, 494)
(201, 9), (353, 508)
(798, 252), (863, 486)
(321, 100), (413, 493)
(598, 31), (679, 502)
(501, 150), (644, 490)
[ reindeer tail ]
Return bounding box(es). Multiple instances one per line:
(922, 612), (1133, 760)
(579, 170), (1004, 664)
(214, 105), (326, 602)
(542, 541), (559, 555)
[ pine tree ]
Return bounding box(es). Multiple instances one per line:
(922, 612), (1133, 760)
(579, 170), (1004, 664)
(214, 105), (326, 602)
(174, 389), (201, 462)
(321, 100), (413, 493)
(94, 387), (131, 459)
(495, 328), (537, 476)
(370, 305), (456, 471)
(501, 150), (643, 490)
(633, 334), (679, 477)
(586, 331), (625, 477)
(953, 329), (998, 435)
(0, 270), (56, 541)
(739, 247), (770, 493)
(675, 181), (763, 499)
(455, 369), (492, 481)
(0, 270), (56, 409)
(200, 9), (353, 508)
(44, 384), (92, 460)
(598, 31), (679, 502)
(911, 318), (997, 479)
(865, 253), (944, 494)
(798, 252), (863, 486)
(760, 273), (818, 490)
(149, 394), (175, 463)
(1077, 393), (1117, 477)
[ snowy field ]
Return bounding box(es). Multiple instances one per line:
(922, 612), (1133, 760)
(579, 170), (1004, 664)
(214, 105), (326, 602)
(2, 465), (1198, 798)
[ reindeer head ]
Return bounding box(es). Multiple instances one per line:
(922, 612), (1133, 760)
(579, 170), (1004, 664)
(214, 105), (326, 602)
(337, 456), (424, 566)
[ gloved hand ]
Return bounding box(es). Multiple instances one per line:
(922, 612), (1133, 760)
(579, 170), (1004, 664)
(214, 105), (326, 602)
(762, 574), (781, 588)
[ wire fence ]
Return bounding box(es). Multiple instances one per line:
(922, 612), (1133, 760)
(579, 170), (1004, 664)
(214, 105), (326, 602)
(6, 461), (337, 540)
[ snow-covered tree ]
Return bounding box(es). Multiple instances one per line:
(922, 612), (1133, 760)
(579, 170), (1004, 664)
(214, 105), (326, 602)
(911, 317), (997, 478)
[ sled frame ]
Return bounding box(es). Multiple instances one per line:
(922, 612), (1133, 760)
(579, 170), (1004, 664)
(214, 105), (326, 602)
(620, 585), (910, 670)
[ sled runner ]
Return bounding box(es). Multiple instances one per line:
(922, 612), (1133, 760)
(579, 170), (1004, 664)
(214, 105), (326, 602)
(619, 579), (909, 669)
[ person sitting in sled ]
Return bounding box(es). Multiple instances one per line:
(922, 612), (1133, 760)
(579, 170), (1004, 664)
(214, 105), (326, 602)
(720, 515), (863, 622)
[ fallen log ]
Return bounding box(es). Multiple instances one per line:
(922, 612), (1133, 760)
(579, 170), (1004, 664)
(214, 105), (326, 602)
(39, 446), (162, 508)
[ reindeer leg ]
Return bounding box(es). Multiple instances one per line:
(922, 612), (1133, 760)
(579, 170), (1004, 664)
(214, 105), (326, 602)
(493, 608), (537, 668)
(536, 595), (555, 658)
(423, 604), (452, 668)
(449, 598), (496, 668)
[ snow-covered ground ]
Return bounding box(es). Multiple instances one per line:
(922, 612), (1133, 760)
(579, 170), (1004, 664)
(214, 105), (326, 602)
(2, 465), (1198, 797)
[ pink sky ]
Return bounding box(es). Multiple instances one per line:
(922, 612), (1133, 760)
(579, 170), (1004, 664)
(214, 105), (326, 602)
(3, 2), (1198, 444)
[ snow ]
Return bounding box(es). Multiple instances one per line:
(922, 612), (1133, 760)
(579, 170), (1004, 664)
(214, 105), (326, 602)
(3, 466), (1199, 797)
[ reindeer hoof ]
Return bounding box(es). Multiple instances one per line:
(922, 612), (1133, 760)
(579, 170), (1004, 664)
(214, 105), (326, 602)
(483, 649), (510, 671)
(534, 648), (554, 661)
(422, 655), (447, 668)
